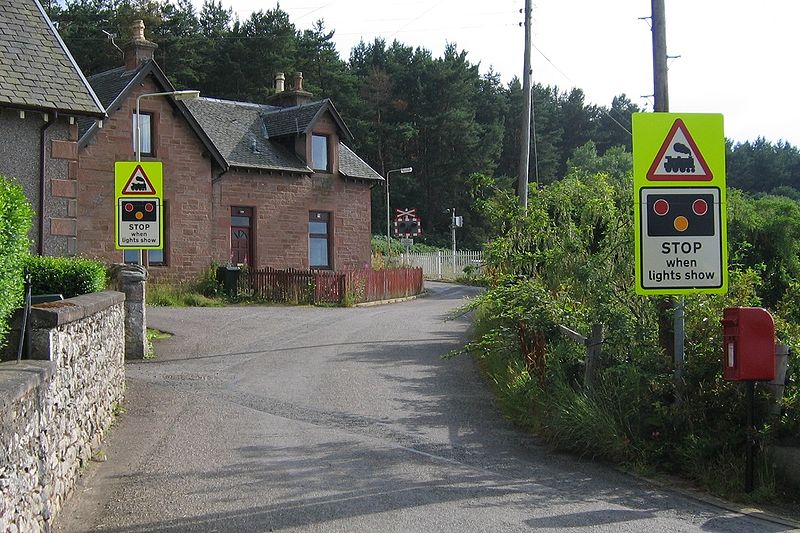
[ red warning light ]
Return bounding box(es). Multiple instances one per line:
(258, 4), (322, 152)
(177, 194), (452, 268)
(124, 203), (134, 212)
(692, 198), (708, 216)
(653, 199), (670, 216)
(144, 202), (154, 213)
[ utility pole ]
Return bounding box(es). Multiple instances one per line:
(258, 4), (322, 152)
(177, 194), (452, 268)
(652, 0), (669, 114)
(517, 0), (532, 210)
(651, 0), (684, 401)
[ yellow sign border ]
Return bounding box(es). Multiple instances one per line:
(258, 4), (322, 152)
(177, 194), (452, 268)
(632, 113), (728, 295)
(114, 161), (164, 250)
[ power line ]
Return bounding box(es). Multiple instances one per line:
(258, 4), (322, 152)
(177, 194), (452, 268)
(532, 43), (631, 137)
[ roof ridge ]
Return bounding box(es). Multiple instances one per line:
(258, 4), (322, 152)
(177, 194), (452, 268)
(197, 97), (277, 110)
(87, 65), (127, 78)
(262, 99), (328, 114)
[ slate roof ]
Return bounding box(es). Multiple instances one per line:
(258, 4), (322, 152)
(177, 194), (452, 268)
(186, 97), (312, 173)
(78, 63), (143, 139)
(339, 142), (383, 181)
(0, 0), (104, 116)
(187, 97), (380, 180)
(87, 65), (138, 109)
(77, 61), (379, 179)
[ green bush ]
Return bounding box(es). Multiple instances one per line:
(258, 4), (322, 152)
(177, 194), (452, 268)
(464, 154), (800, 501)
(23, 255), (106, 298)
(0, 176), (33, 348)
(196, 262), (223, 297)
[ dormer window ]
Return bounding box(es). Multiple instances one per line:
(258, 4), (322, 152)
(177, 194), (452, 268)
(311, 134), (329, 172)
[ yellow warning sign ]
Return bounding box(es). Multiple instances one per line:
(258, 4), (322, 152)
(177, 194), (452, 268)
(646, 118), (713, 181)
(633, 113), (725, 189)
(114, 161), (163, 250)
(632, 113), (728, 295)
(115, 161), (162, 197)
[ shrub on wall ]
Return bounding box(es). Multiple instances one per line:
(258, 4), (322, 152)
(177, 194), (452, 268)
(23, 256), (106, 299)
(0, 176), (33, 348)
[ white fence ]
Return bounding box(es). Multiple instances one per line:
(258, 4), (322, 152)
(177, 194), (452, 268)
(401, 251), (483, 280)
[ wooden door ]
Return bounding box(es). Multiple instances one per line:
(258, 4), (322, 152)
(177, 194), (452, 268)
(230, 226), (250, 265)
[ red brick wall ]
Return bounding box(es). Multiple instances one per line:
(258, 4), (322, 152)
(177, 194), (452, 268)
(77, 77), (214, 282)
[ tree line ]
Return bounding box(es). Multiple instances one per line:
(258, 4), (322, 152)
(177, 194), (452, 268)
(49, 0), (800, 247)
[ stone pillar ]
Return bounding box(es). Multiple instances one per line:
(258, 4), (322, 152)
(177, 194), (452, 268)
(110, 264), (147, 359)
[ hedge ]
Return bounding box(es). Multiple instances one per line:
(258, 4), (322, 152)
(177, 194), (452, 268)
(0, 176), (33, 348)
(23, 255), (107, 299)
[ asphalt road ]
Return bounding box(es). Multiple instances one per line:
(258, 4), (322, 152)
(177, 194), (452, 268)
(55, 282), (795, 532)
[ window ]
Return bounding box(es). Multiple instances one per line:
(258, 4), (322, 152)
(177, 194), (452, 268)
(311, 134), (328, 172)
(148, 248), (165, 266)
(123, 249), (140, 264)
(308, 211), (331, 269)
(132, 112), (154, 157)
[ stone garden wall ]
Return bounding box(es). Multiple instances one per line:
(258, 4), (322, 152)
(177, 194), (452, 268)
(0, 291), (125, 532)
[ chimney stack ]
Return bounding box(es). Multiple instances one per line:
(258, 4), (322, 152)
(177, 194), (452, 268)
(266, 71), (313, 107)
(123, 19), (158, 71)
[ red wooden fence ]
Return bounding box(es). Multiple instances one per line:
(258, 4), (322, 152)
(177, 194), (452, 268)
(238, 267), (423, 305)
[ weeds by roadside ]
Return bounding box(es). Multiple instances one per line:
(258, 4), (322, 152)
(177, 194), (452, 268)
(145, 328), (172, 359)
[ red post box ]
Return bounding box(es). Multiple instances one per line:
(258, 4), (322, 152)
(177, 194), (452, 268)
(722, 307), (775, 381)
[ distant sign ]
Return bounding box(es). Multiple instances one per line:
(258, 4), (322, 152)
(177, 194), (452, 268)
(394, 208), (422, 239)
(632, 113), (727, 295)
(115, 161), (163, 250)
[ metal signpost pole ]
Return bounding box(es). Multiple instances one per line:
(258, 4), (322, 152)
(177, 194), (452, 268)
(135, 96), (144, 265)
(450, 208), (457, 275)
(132, 90), (199, 266)
(385, 167), (412, 254)
(650, 0), (685, 397)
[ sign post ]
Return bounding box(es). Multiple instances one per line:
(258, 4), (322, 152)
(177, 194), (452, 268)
(115, 162), (164, 253)
(633, 113), (727, 295)
(633, 113), (727, 401)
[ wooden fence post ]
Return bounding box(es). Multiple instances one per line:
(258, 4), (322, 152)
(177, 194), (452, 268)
(584, 323), (603, 391)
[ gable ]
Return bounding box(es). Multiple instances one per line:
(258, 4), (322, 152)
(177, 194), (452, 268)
(78, 61), (225, 169)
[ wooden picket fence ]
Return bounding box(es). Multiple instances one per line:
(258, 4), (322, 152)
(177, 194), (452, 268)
(238, 267), (423, 305)
(400, 251), (483, 280)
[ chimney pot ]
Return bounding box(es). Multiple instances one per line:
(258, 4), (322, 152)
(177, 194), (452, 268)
(131, 19), (145, 41)
(275, 72), (285, 93)
(294, 72), (303, 92)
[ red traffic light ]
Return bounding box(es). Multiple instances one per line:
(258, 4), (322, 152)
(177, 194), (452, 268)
(692, 198), (708, 216)
(653, 199), (669, 216)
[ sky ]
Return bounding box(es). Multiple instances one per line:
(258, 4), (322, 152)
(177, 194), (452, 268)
(193, 0), (800, 146)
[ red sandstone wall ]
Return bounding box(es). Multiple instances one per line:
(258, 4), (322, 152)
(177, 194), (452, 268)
(214, 171), (372, 271)
(77, 77), (214, 282)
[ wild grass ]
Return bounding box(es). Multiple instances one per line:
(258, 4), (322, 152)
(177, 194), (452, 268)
(147, 282), (225, 307)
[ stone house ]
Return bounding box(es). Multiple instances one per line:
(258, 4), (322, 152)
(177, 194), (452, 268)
(77, 21), (382, 281)
(0, 0), (105, 256)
